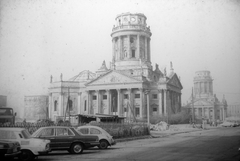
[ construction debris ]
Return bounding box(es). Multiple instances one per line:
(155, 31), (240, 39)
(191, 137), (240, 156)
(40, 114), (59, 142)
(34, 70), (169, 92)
(150, 121), (169, 131)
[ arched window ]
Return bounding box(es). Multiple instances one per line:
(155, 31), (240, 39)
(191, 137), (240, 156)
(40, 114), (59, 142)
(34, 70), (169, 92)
(69, 99), (73, 111)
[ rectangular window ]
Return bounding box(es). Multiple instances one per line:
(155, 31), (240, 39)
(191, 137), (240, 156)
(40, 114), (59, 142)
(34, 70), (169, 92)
(153, 107), (157, 112)
(103, 95), (107, 100)
(132, 50), (135, 58)
(152, 94), (158, 99)
(135, 94), (140, 98)
(124, 94), (129, 99)
(92, 95), (97, 100)
(135, 108), (139, 116)
(124, 108), (127, 112)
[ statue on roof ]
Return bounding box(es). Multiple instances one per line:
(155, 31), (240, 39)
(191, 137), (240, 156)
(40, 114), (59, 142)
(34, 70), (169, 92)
(170, 61), (174, 73)
(99, 60), (108, 71)
(60, 73), (63, 81)
(164, 67), (167, 77)
(50, 75), (52, 83)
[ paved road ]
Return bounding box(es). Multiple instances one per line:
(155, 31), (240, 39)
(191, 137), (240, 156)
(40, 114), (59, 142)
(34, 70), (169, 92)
(36, 127), (240, 161)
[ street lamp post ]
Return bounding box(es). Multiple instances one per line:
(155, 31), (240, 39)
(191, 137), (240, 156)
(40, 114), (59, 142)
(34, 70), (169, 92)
(144, 89), (150, 125)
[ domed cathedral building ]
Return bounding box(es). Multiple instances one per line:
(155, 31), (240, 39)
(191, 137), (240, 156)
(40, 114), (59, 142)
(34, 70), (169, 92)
(185, 71), (227, 122)
(48, 13), (183, 123)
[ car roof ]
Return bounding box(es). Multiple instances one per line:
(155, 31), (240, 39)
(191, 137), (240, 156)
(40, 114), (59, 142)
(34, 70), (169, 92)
(78, 125), (102, 129)
(0, 139), (18, 143)
(38, 126), (73, 129)
(0, 128), (25, 132)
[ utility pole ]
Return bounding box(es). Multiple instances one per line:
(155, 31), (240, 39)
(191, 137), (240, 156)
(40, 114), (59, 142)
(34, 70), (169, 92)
(191, 87), (194, 123)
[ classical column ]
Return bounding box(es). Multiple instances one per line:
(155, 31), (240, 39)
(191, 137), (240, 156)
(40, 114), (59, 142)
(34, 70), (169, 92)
(128, 35), (131, 58)
(86, 91), (91, 114)
(158, 90), (162, 115)
(119, 36), (122, 60)
(78, 92), (81, 114)
(220, 108), (223, 121)
(212, 107), (215, 121)
(164, 90), (167, 116)
(208, 107), (210, 120)
(179, 93), (182, 110)
(198, 82), (201, 95)
(223, 108), (226, 121)
(59, 92), (63, 116)
(139, 88), (143, 118)
(148, 38), (151, 61)
(48, 93), (52, 119)
(112, 38), (115, 63)
(117, 89), (121, 116)
(127, 88), (133, 119)
(96, 90), (101, 114)
(145, 37), (148, 61)
(106, 90), (110, 115)
(137, 34), (140, 59)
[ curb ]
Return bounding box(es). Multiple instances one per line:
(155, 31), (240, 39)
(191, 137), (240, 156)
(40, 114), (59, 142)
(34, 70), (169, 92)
(115, 135), (151, 143)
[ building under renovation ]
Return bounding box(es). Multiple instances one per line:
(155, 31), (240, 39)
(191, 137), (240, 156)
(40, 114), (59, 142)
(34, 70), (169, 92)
(48, 13), (183, 123)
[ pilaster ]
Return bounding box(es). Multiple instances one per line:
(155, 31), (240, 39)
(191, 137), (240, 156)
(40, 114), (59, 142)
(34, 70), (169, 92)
(158, 90), (162, 115)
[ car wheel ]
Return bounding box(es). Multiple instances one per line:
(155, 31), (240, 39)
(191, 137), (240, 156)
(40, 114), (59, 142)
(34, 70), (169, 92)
(70, 143), (83, 154)
(19, 150), (34, 161)
(99, 140), (109, 149)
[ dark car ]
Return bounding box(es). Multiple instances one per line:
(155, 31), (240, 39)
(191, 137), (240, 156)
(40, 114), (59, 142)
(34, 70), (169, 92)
(0, 139), (21, 159)
(31, 126), (99, 154)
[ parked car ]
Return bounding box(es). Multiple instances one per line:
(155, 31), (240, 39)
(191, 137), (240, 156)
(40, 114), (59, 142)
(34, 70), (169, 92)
(0, 139), (21, 159)
(0, 128), (50, 161)
(31, 126), (100, 154)
(77, 125), (116, 149)
(220, 121), (237, 127)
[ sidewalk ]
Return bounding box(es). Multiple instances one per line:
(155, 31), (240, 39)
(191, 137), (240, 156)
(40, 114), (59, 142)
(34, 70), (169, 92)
(115, 124), (220, 142)
(150, 124), (219, 138)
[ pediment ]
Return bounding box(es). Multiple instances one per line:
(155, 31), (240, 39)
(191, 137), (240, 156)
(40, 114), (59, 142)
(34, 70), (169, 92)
(194, 99), (213, 106)
(86, 71), (141, 86)
(167, 74), (183, 89)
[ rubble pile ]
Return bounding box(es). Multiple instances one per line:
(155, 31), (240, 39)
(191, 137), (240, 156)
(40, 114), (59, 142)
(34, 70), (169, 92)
(150, 121), (169, 131)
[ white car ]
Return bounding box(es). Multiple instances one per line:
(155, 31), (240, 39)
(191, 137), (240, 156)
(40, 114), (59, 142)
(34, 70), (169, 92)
(220, 121), (237, 127)
(77, 125), (116, 149)
(0, 128), (50, 161)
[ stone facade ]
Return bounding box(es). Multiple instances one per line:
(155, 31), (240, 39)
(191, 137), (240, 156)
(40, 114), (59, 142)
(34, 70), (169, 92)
(48, 13), (183, 122)
(24, 95), (49, 121)
(184, 71), (227, 122)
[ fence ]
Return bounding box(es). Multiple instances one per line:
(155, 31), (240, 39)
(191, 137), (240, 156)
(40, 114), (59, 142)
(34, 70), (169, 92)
(0, 122), (150, 139)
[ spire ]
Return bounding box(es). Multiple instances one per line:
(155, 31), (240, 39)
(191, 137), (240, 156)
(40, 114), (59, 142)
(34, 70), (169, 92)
(170, 61), (174, 73)
(164, 67), (167, 77)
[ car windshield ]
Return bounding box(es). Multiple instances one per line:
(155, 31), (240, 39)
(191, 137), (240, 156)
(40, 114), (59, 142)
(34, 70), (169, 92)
(21, 129), (31, 139)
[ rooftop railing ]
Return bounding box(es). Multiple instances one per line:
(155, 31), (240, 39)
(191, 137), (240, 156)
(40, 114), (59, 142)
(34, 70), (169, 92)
(112, 24), (151, 33)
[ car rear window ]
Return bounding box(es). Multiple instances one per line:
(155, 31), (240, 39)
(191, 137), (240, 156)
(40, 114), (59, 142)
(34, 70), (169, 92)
(78, 128), (89, 134)
(90, 128), (101, 134)
(0, 130), (17, 139)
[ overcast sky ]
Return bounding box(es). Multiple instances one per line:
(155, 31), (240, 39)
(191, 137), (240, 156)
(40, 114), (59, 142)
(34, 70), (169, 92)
(0, 0), (240, 118)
